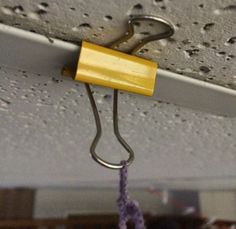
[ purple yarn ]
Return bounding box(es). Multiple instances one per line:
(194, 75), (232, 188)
(117, 161), (146, 229)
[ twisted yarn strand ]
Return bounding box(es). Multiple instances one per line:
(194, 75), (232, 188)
(117, 161), (145, 229)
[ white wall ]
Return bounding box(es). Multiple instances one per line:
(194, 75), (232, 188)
(34, 188), (172, 218)
(35, 189), (236, 221)
(200, 191), (236, 221)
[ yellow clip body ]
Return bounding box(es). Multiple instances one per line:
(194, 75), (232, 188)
(75, 41), (157, 96)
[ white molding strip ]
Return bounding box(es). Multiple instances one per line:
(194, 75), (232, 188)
(0, 23), (235, 117)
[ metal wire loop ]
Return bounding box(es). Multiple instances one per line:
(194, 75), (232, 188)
(110, 15), (175, 54)
(85, 84), (134, 169)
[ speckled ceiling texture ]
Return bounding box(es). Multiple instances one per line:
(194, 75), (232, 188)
(0, 0), (236, 189)
(0, 67), (236, 189)
(0, 0), (236, 89)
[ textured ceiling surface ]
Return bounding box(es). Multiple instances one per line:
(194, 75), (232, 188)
(0, 0), (236, 189)
(0, 0), (236, 89)
(0, 67), (235, 189)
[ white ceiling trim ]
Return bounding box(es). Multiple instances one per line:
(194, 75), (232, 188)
(0, 23), (235, 117)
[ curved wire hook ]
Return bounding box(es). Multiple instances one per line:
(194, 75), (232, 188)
(85, 84), (134, 169)
(110, 15), (175, 54)
(85, 15), (174, 169)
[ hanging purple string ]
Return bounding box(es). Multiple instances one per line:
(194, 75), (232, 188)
(117, 161), (146, 229)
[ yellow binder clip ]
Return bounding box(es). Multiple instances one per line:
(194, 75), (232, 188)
(73, 15), (174, 169)
(75, 41), (157, 96)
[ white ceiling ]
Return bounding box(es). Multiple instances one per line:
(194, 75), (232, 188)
(0, 0), (236, 190)
(0, 67), (235, 189)
(0, 0), (236, 89)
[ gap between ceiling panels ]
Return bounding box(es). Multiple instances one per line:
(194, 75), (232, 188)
(0, 1), (235, 117)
